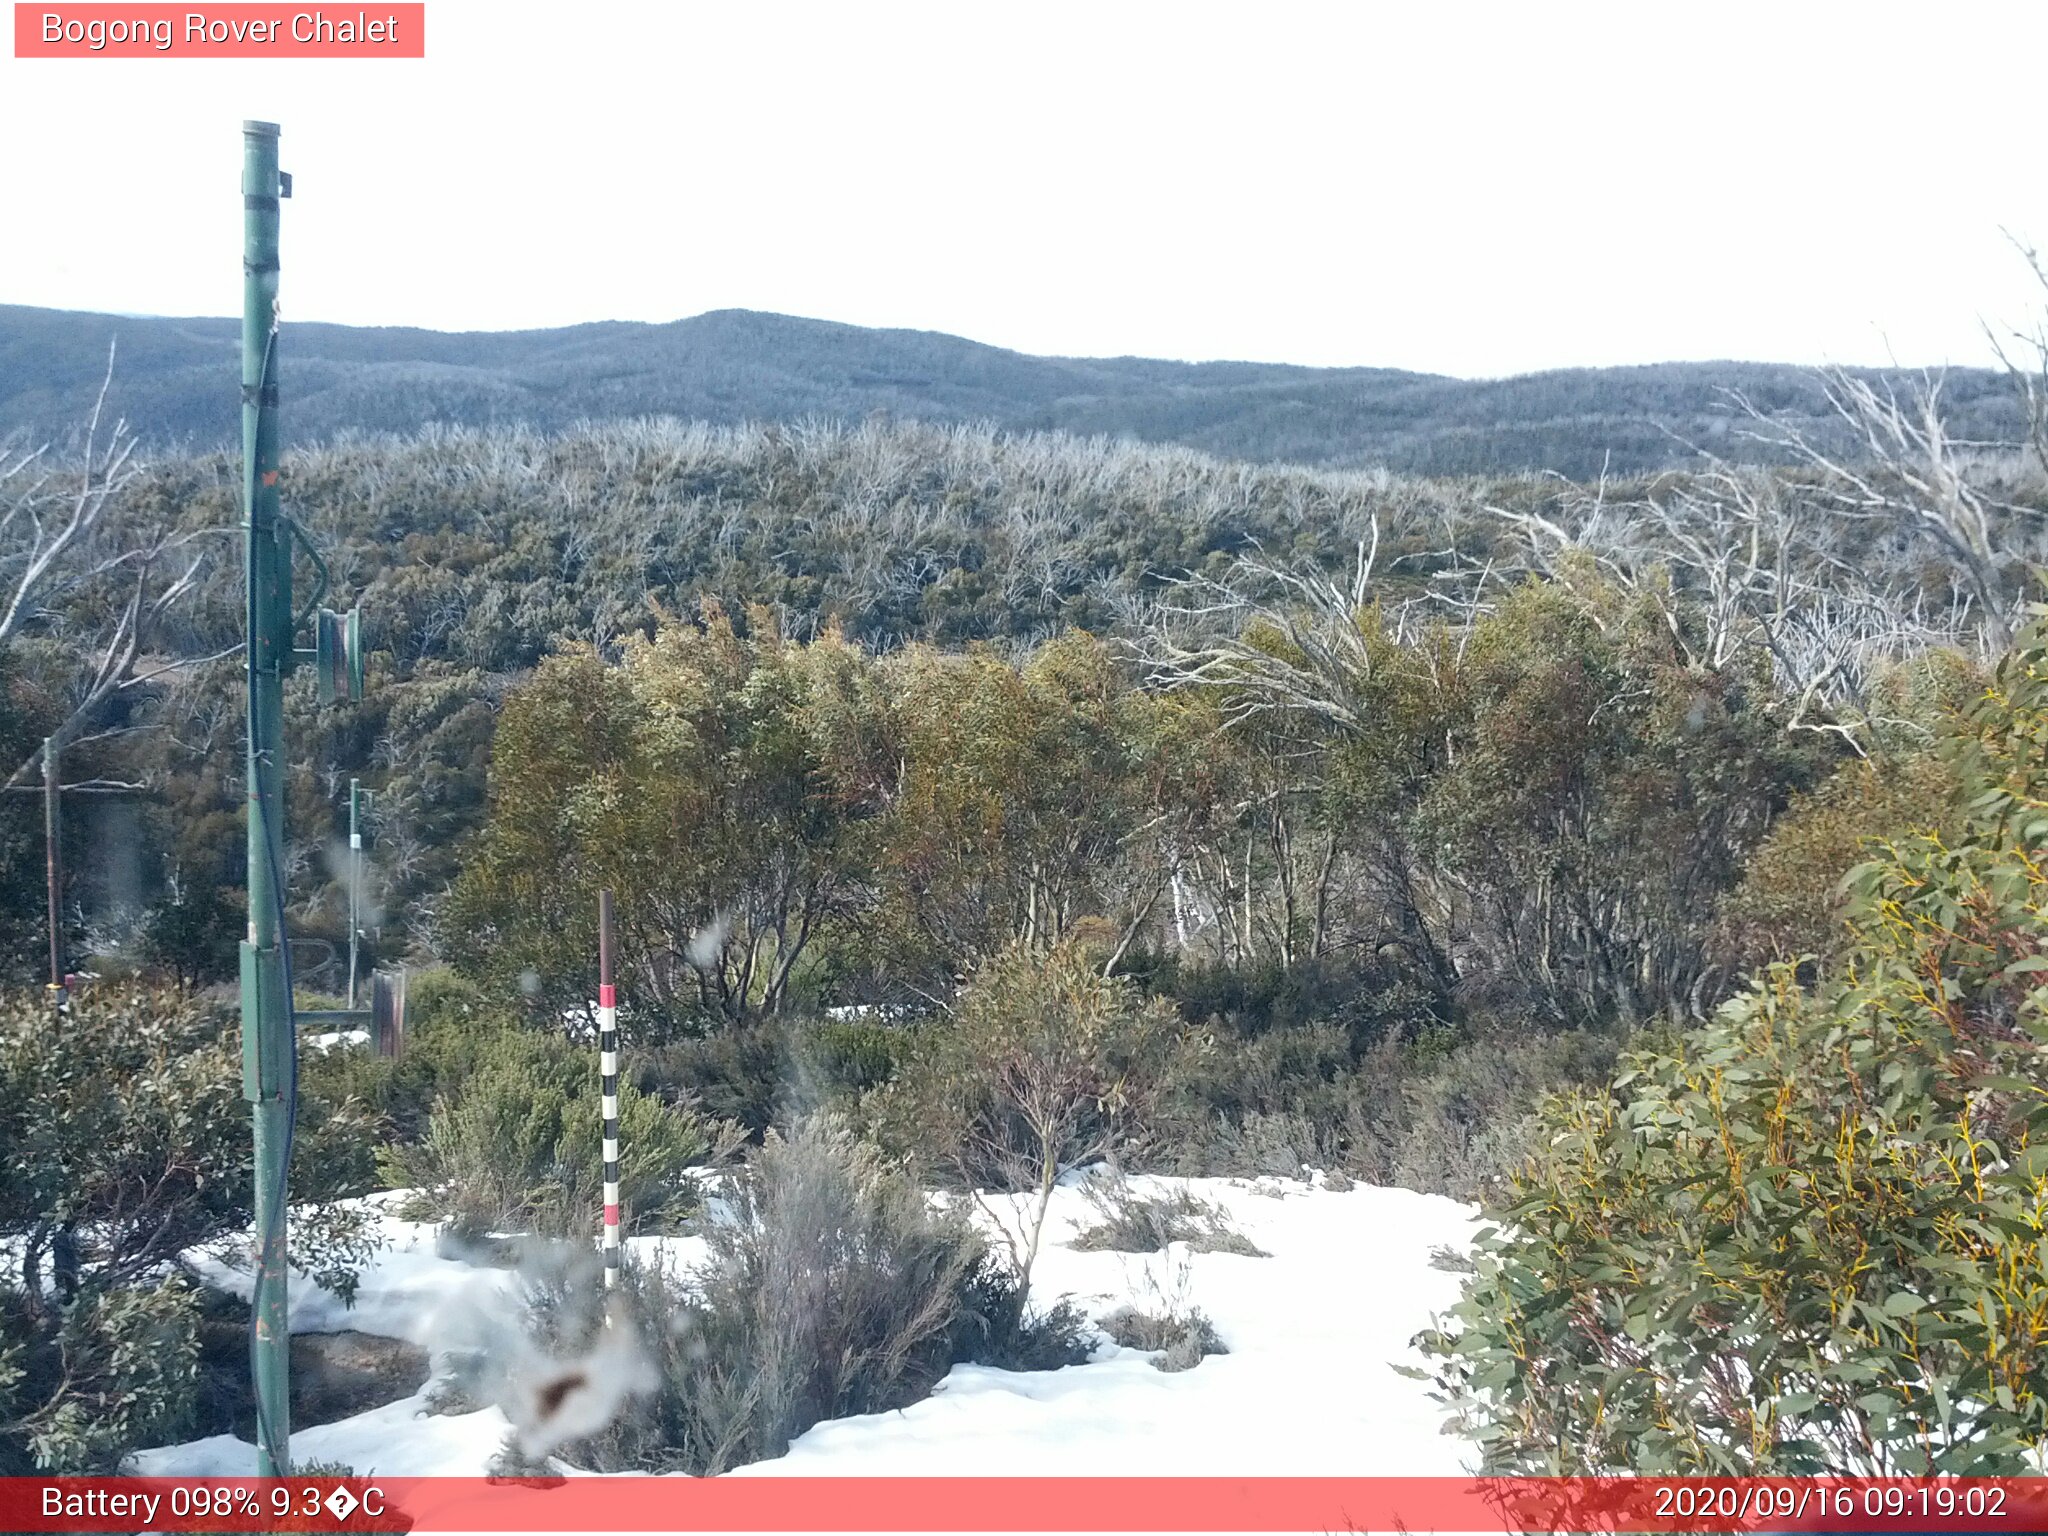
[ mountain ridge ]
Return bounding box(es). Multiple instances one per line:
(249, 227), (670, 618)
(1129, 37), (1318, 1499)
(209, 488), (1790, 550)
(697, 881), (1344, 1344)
(0, 302), (2022, 479)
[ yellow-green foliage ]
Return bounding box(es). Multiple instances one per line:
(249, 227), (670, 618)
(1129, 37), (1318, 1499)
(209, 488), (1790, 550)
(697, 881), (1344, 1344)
(446, 609), (1217, 1030)
(444, 600), (893, 1028)
(1713, 752), (1959, 973)
(387, 1021), (741, 1240)
(1714, 651), (1985, 974)
(870, 941), (1188, 1192)
(879, 631), (1217, 984)
(1421, 616), (2048, 1474)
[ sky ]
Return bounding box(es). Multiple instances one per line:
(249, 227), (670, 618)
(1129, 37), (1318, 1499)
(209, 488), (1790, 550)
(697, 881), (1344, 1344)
(3, 0), (2045, 378)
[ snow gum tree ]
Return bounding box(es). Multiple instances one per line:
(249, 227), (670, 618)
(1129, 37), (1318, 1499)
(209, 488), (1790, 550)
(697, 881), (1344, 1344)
(1422, 612), (2048, 1473)
(876, 632), (1217, 988)
(445, 601), (893, 1030)
(446, 611), (1215, 1029)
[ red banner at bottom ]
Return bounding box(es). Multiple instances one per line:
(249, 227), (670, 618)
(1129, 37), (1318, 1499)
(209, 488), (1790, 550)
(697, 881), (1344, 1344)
(8, 1475), (2048, 1534)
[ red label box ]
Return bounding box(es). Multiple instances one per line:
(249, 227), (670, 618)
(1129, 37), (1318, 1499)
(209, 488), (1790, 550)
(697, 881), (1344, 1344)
(14, 4), (425, 57)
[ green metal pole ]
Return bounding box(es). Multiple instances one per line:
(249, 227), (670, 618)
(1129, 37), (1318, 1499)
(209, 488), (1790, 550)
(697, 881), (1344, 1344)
(240, 118), (293, 1479)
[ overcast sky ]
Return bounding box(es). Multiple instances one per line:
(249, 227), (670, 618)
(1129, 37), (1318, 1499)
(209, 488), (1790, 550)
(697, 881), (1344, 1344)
(3, 0), (2044, 377)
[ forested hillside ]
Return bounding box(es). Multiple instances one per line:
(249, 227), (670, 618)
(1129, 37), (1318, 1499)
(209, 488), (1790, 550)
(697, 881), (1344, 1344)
(6, 339), (2048, 1477)
(0, 302), (2024, 478)
(5, 398), (2039, 1007)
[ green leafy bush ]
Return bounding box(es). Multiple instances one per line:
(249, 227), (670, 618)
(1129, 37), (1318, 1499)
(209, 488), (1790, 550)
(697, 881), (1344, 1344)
(633, 1021), (792, 1137)
(869, 941), (1188, 1291)
(1714, 748), (1960, 976)
(0, 1277), (201, 1474)
(138, 884), (244, 989)
(873, 941), (1187, 1193)
(0, 984), (380, 1471)
(1421, 617), (2048, 1474)
(801, 1016), (913, 1097)
(301, 968), (516, 1143)
(0, 984), (382, 1293)
(442, 608), (892, 1031)
(391, 1022), (741, 1240)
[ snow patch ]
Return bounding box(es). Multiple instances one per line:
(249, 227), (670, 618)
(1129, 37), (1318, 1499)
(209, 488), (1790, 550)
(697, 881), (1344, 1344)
(140, 1176), (1481, 1479)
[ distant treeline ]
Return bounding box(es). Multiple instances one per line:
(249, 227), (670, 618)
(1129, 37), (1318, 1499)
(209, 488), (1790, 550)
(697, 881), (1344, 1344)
(0, 303), (2027, 479)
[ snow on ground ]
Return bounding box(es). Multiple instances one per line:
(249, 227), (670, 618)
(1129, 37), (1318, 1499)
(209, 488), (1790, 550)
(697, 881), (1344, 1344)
(136, 1174), (1481, 1480)
(142, 1193), (529, 1477)
(736, 1173), (1479, 1477)
(181, 1191), (523, 1351)
(130, 1388), (514, 1480)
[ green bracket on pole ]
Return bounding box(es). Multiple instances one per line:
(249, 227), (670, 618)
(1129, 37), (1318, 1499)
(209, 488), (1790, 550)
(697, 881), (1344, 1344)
(315, 606), (366, 704)
(238, 942), (292, 1098)
(292, 606), (364, 703)
(296, 971), (407, 1058)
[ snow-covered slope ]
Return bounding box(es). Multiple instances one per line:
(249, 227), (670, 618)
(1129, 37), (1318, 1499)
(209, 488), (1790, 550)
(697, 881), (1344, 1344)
(136, 1175), (1480, 1479)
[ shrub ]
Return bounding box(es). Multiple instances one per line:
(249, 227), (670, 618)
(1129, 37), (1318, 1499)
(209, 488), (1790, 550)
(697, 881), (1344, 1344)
(138, 884), (243, 989)
(300, 967), (517, 1142)
(1713, 747), (1959, 976)
(1154, 1022), (1353, 1145)
(1099, 1305), (1228, 1373)
(1340, 1025), (1623, 1201)
(634, 1013), (917, 1140)
(443, 609), (889, 1030)
(876, 943), (1187, 1190)
(0, 1276), (201, 1474)
(1070, 1175), (1265, 1257)
(954, 1267), (1093, 1374)
(525, 1118), (1080, 1473)
(1420, 616), (2048, 1475)
(0, 985), (380, 1472)
(1144, 954), (1440, 1054)
(0, 985), (382, 1294)
(801, 1015), (913, 1097)
(870, 940), (1186, 1287)
(391, 1024), (742, 1240)
(1150, 1021), (1617, 1200)
(1161, 1107), (1340, 1181)
(635, 1021), (791, 1137)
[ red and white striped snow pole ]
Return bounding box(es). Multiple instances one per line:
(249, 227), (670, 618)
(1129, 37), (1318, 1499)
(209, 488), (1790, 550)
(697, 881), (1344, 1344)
(598, 888), (621, 1289)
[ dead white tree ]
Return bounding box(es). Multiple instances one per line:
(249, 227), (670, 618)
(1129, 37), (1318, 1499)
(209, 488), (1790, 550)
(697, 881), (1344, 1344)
(1484, 456), (1650, 598)
(0, 343), (230, 790)
(1489, 433), (1996, 756)
(1985, 233), (2048, 482)
(1731, 368), (2033, 654)
(1139, 519), (1384, 731)
(0, 353), (142, 647)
